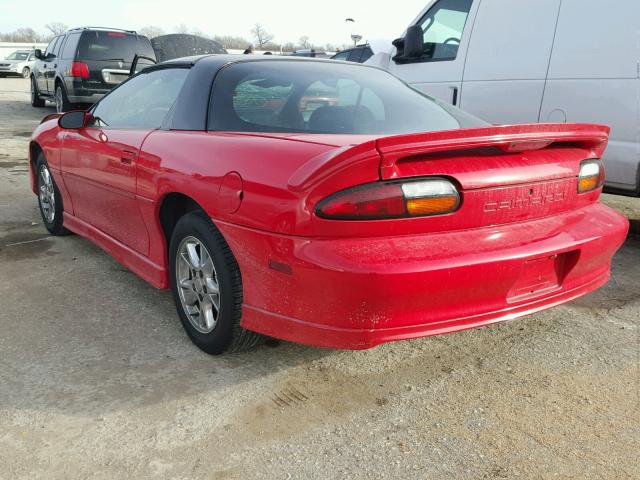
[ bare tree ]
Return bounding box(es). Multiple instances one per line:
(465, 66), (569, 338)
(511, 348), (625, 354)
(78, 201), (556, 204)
(214, 35), (252, 50)
(175, 24), (189, 34)
(138, 26), (165, 39)
(45, 22), (67, 36)
(298, 35), (311, 49)
(251, 23), (274, 48)
(0, 28), (42, 42)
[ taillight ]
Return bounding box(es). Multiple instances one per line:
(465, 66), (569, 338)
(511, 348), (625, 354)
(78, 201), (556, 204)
(70, 61), (89, 79)
(316, 178), (460, 220)
(577, 160), (604, 193)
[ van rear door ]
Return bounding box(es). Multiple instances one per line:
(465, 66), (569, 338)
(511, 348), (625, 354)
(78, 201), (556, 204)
(539, 0), (640, 194)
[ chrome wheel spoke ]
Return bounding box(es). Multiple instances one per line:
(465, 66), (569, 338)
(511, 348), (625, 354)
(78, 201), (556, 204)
(201, 300), (216, 330)
(208, 292), (220, 311)
(186, 242), (201, 269)
(205, 276), (219, 295)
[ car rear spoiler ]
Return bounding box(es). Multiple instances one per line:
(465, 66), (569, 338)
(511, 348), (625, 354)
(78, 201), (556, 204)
(288, 123), (609, 190)
(377, 123), (610, 179)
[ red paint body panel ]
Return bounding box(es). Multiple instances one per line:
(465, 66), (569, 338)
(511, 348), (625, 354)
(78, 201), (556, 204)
(29, 117), (629, 349)
(226, 203), (628, 348)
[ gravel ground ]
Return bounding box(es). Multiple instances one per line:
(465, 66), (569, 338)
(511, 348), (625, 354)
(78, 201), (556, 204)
(0, 77), (638, 479)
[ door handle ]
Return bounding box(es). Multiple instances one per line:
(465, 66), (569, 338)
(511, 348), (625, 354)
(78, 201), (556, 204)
(120, 150), (136, 165)
(450, 86), (459, 106)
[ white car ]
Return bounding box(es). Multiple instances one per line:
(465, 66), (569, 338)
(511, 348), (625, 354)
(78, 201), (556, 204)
(0, 50), (37, 78)
(369, 0), (640, 196)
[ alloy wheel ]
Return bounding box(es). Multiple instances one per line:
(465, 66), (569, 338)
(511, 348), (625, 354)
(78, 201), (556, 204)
(38, 164), (55, 223)
(176, 236), (221, 334)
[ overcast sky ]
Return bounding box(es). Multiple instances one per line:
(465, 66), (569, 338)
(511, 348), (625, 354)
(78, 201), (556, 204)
(1, 0), (427, 45)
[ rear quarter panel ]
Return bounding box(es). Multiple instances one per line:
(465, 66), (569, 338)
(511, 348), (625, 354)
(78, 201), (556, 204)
(136, 131), (379, 234)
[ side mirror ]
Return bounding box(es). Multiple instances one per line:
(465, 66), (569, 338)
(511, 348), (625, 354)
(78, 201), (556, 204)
(59, 111), (88, 130)
(34, 49), (44, 60)
(392, 25), (425, 64)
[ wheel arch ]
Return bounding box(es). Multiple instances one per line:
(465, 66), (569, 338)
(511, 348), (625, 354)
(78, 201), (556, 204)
(158, 192), (206, 248)
(28, 141), (44, 193)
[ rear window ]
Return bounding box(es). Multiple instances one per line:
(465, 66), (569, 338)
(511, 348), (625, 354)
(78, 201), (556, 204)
(78, 31), (155, 62)
(209, 60), (485, 135)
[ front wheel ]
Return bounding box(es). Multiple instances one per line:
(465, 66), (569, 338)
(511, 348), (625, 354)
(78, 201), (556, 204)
(169, 211), (262, 354)
(22, 67), (30, 79)
(31, 76), (45, 107)
(36, 154), (70, 235)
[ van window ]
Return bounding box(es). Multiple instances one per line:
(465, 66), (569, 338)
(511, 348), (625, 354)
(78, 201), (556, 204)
(418, 0), (473, 61)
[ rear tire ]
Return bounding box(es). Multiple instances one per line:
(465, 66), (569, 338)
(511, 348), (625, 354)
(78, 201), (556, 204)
(31, 76), (45, 107)
(54, 83), (72, 113)
(22, 67), (30, 79)
(36, 154), (70, 236)
(169, 211), (262, 355)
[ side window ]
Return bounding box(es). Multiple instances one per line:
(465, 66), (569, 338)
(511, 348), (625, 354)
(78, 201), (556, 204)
(90, 68), (189, 129)
(332, 51), (350, 61)
(418, 0), (473, 61)
(60, 33), (81, 60)
(360, 48), (373, 63)
(52, 35), (64, 57)
(44, 37), (60, 57)
(347, 49), (363, 63)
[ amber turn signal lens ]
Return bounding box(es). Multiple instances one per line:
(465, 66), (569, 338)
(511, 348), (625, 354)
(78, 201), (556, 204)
(406, 196), (459, 215)
(578, 176), (599, 193)
(577, 160), (603, 193)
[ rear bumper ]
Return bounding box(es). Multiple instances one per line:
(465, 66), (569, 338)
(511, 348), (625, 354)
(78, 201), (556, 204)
(218, 203), (629, 350)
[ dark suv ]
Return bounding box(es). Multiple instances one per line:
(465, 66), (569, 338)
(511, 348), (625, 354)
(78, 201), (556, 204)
(31, 27), (155, 113)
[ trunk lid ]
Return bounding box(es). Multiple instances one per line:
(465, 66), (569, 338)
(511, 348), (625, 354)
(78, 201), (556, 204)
(374, 123), (609, 227)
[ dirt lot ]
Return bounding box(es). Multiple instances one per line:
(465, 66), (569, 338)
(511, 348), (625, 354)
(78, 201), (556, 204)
(0, 77), (638, 479)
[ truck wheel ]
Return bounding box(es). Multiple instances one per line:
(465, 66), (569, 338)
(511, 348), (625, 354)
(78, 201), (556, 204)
(54, 84), (72, 113)
(31, 76), (45, 107)
(169, 211), (263, 355)
(22, 67), (30, 79)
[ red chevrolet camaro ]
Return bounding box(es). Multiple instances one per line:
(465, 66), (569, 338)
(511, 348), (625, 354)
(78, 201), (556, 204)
(29, 56), (629, 354)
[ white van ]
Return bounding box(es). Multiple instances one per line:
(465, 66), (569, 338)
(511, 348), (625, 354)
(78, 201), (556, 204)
(369, 0), (640, 196)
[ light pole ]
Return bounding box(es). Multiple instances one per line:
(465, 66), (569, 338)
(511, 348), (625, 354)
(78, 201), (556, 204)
(345, 18), (361, 47)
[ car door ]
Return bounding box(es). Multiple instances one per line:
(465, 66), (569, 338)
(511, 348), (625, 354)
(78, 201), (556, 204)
(60, 67), (190, 255)
(388, 0), (478, 105)
(38, 36), (59, 93)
